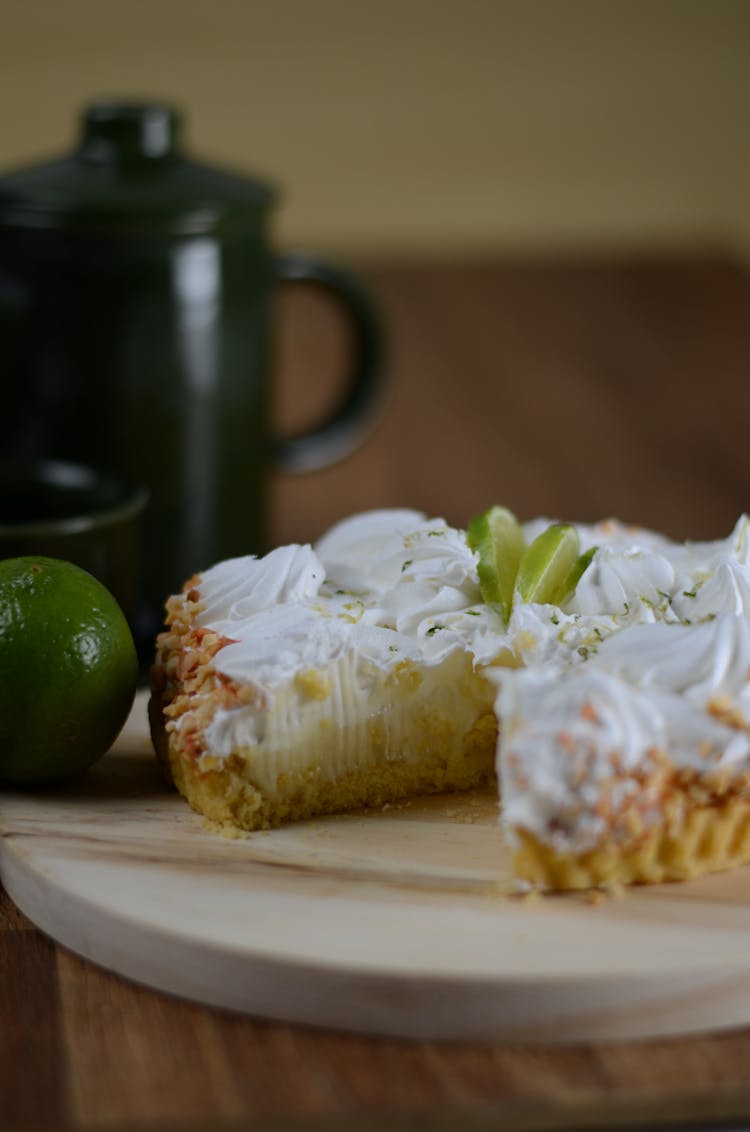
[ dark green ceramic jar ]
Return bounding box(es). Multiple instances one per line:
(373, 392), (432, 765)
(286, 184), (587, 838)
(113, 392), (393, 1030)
(0, 102), (384, 657)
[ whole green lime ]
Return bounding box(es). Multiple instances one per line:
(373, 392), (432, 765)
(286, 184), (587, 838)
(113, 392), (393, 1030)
(0, 557), (138, 786)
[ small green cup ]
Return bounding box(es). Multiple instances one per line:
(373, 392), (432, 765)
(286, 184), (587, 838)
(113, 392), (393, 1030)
(0, 460), (148, 644)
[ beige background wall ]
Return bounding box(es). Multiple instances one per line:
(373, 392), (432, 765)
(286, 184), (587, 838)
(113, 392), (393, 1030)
(0, 0), (748, 257)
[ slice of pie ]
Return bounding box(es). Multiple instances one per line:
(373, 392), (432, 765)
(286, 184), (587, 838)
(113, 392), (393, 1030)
(149, 508), (750, 890)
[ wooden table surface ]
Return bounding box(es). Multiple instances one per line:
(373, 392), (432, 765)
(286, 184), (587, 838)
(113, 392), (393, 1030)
(4, 256), (750, 1131)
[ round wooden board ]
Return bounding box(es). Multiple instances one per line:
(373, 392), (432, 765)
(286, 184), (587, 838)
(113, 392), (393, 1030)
(3, 691), (750, 1043)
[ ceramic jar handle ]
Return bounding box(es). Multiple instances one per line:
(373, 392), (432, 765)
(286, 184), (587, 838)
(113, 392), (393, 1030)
(273, 251), (385, 473)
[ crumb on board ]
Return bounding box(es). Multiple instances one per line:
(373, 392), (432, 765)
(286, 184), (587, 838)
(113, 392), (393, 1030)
(200, 816), (251, 841)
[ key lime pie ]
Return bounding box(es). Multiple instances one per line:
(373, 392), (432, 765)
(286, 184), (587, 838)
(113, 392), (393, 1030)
(149, 507), (750, 890)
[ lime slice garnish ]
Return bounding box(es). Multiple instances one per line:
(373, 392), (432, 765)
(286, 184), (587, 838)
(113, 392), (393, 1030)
(558, 544), (597, 606)
(514, 523), (581, 607)
(467, 505), (526, 622)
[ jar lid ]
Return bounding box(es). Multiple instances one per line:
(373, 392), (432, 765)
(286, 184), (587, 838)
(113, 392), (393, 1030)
(0, 102), (277, 235)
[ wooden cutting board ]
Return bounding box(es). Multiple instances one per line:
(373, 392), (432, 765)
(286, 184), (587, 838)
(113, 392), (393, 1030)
(3, 690), (750, 1044)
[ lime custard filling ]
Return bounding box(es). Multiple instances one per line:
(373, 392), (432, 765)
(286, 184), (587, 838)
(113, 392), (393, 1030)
(168, 508), (750, 851)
